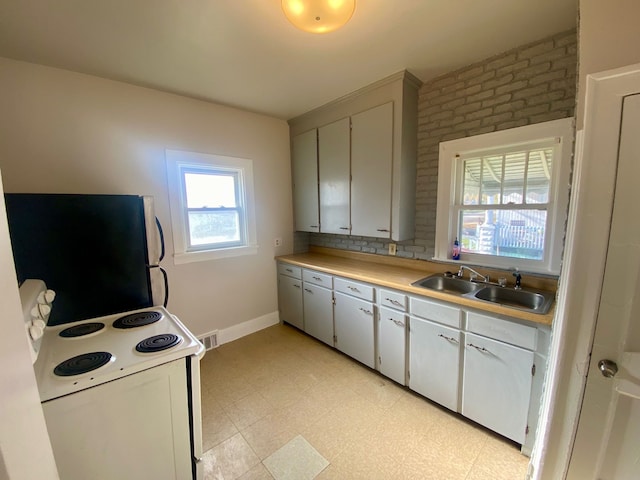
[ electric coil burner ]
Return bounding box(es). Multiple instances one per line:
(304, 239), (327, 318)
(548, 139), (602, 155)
(136, 333), (182, 353)
(112, 310), (162, 329)
(59, 322), (105, 338)
(53, 351), (113, 376)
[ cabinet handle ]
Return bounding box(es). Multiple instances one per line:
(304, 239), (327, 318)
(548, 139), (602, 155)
(312, 276), (322, 281)
(391, 319), (405, 327)
(293, 284), (301, 289)
(285, 268), (293, 273)
(359, 308), (373, 316)
(376, 229), (390, 232)
(385, 298), (403, 307)
(304, 288), (313, 293)
(438, 333), (459, 344)
(347, 286), (361, 292)
(339, 227), (350, 230)
(310, 225), (318, 228)
(467, 342), (492, 354)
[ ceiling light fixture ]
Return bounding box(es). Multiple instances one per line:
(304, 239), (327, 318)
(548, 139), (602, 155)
(282, 0), (356, 34)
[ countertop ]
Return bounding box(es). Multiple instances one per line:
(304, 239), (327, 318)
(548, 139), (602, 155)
(276, 247), (556, 326)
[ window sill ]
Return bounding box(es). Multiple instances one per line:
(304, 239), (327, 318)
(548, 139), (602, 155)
(173, 245), (258, 265)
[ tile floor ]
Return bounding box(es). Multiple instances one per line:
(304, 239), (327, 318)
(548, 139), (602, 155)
(199, 323), (530, 479)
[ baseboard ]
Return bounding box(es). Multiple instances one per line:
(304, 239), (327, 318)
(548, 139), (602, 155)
(217, 311), (280, 345)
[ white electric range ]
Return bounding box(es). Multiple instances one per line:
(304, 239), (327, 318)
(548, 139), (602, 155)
(21, 279), (205, 480)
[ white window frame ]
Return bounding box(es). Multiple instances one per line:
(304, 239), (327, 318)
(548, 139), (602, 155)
(434, 118), (574, 275)
(166, 150), (258, 265)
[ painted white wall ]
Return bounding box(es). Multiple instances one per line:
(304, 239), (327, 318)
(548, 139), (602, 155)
(533, 2), (640, 478)
(0, 57), (293, 337)
(0, 170), (59, 480)
(576, 0), (640, 128)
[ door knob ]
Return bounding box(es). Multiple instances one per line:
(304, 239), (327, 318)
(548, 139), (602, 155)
(598, 359), (618, 378)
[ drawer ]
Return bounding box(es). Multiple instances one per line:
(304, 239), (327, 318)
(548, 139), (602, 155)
(466, 311), (537, 350)
(379, 289), (407, 312)
(278, 263), (301, 279)
(409, 296), (462, 329)
(334, 277), (374, 302)
(303, 269), (333, 288)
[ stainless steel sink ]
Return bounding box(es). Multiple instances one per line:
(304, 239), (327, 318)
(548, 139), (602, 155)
(412, 273), (554, 314)
(412, 274), (482, 295)
(470, 285), (555, 314)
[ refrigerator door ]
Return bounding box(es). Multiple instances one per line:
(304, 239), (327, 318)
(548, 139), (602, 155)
(5, 194), (155, 325)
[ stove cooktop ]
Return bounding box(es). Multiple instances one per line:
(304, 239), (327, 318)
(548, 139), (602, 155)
(34, 306), (204, 402)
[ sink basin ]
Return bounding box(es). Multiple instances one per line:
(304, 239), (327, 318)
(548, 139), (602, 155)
(412, 274), (555, 315)
(412, 274), (482, 295)
(471, 285), (554, 314)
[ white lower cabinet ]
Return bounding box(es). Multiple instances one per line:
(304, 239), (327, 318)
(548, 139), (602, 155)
(409, 316), (461, 412)
(302, 283), (334, 346)
(334, 291), (375, 368)
(462, 332), (534, 444)
(277, 274), (304, 330)
(378, 307), (407, 385)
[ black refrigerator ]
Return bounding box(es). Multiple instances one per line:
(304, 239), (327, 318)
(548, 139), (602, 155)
(4, 193), (167, 325)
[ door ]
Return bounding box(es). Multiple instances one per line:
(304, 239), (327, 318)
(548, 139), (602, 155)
(409, 316), (461, 412)
(334, 292), (375, 368)
(318, 117), (350, 234)
(302, 283), (334, 346)
(277, 274), (303, 330)
(292, 129), (319, 232)
(378, 307), (406, 385)
(567, 94), (640, 479)
(350, 102), (393, 238)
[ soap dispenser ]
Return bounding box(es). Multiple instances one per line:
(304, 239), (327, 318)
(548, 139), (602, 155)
(452, 237), (460, 260)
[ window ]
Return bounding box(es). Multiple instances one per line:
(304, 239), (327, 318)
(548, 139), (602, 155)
(434, 118), (574, 274)
(166, 150), (257, 264)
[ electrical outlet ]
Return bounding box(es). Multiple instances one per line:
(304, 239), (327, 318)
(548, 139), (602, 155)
(388, 243), (397, 255)
(274, 237), (282, 247)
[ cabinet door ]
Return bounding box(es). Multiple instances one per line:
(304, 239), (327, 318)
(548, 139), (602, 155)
(378, 307), (406, 385)
(278, 274), (303, 330)
(292, 129), (319, 232)
(409, 316), (461, 412)
(351, 102), (393, 238)
(318, 117), (351, 234)
(303, 283), (334, 346)
(462, 332), (534, 444)
(334, 292), (375, 368)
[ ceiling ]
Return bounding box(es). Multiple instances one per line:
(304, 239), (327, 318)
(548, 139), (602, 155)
(0, 1), (578, 120)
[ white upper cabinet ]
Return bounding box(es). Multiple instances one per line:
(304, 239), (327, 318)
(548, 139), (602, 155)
(288, 71), (420, 241)
(291, 129), (319, 232)
(351, 102), (394, 238)
(318, 118), (351, 234)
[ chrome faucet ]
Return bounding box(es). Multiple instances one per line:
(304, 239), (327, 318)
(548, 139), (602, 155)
(457, 265), (489, 283)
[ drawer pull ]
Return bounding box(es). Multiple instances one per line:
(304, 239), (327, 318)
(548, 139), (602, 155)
(391, 319), (405, 327)
(385, 298), (403, 307)
(312, 276), (322, 281)
(376, 228), (390, 232)
(285, 268), (293, 273)
(340, 227), (350, 230)
(438, 333), (459, 344)
(359, 308), (373, 316)
(467, 342), (492, 354)
(310, 225), (318, 228)
(293, 284), (301, 289)
(347, 286), (361, 292)
(304, 288), (313, 293)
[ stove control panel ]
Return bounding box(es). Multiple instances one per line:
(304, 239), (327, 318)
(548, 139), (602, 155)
(19, 279), (55, 364)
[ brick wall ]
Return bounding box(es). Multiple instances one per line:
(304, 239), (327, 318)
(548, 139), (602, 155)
(302, 29), (577, 259)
